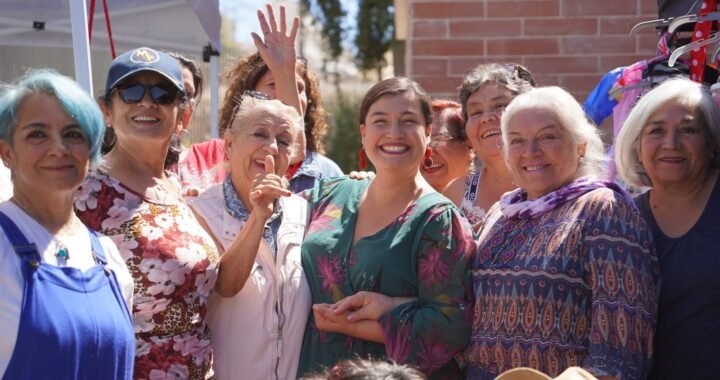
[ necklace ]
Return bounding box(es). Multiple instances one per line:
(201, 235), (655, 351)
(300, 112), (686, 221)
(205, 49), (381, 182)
(10, 197), (78, 261)
(151, 176), (171, 202)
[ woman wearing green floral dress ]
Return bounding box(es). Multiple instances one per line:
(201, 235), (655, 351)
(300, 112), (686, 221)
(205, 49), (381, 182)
(297, 77), (476, 379)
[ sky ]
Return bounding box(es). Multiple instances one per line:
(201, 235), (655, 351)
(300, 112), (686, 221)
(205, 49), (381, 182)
(220, 0), (359, 48)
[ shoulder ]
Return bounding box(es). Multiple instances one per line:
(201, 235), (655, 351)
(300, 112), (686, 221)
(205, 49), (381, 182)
(307, 152), (344, 177)
(187, 183), (224, 221)
(443, 175), (469, 206)
(188, 138), (225, 158)
(310, 175), (357, 200)
(575, 187), (650, 233)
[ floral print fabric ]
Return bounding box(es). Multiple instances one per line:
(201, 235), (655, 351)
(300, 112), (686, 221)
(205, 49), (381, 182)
(297, 177), (476, 379)
(75, 170), (219, 380)
(464, 187), (659, 379)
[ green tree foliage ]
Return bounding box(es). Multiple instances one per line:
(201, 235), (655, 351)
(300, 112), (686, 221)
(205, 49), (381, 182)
(355, 0), (394, 80)
(301, 0), (345, 60)
(326, 94), (373, 173)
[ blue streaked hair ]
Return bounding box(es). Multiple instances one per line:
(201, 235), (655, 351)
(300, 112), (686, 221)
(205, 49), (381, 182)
(0, 69), (105, 164)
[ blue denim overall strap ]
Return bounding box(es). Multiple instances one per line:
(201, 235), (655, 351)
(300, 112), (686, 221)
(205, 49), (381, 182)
(0, 211), (135, 380)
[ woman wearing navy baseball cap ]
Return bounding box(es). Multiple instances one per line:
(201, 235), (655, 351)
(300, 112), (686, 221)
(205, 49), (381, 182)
(76, 46), (220, 379)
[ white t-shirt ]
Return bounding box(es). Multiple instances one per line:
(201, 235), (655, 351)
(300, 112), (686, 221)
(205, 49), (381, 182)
(0, 165), (11, 202)
(0, 201), (133, 376)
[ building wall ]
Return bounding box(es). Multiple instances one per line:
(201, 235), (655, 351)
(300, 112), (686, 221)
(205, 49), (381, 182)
(399, 0), (660, 101)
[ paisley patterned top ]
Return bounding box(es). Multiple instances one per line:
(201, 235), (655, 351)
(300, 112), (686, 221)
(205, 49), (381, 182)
(296, 177), (476, 379)
(463, 187), (659, 380)
(75, 170), (219, 380)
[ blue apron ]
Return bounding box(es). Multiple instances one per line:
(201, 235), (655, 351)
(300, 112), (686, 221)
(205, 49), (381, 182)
(0, 212), (135, 379)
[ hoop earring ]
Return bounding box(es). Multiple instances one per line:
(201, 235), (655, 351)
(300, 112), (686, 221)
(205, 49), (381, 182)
(104, 127), (116, 147)
(358, 147), (367, 170)
(424, 147), (433, 167)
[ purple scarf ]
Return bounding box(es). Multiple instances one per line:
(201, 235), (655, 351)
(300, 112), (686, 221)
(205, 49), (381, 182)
(499, 175), (635, 219)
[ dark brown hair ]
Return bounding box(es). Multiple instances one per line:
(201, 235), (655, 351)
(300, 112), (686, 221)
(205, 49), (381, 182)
(167, 52), (203, 100)
(358, 77), (432, 127)
(431, 99), (466, 141)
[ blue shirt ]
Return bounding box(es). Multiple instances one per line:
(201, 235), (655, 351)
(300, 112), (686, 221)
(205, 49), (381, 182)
(289, 151), (343, 194)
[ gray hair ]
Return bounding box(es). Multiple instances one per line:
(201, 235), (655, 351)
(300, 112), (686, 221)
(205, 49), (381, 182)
(501, 86), (607, 178)
(225, 95), (303, 158)
(458, 63), (536, 122)
(615, 77), (720, 187)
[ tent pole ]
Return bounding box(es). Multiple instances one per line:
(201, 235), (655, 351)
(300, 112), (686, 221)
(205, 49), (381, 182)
(69, 0), (94, 95)
(209, 54), (219, 138)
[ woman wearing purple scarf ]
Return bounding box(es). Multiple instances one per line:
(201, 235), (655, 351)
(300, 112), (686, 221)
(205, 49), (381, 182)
(462, 86), (660, 380)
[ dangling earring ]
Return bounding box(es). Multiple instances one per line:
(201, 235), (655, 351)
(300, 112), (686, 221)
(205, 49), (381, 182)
(579, 156), (585, 164)
(358, 147), (367, 170)
(424, 147), (433, 167)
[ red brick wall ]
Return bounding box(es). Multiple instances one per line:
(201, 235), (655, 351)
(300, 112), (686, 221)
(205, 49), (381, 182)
(404, 0), (659, 102)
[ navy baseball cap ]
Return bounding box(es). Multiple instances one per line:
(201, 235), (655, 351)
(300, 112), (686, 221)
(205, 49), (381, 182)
(104, 47), (185, 97)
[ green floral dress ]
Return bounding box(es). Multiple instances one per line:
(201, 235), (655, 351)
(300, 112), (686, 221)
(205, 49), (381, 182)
(297, 177), (476, 379)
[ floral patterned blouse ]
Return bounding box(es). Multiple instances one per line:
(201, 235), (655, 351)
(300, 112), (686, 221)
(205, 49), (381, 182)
(297, 177), (476, 379)
(75, 170), (219, 380)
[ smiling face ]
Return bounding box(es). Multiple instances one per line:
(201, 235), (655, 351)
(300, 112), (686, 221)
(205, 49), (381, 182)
(103, 71), (182, 150)
(360, 94), (429, 175)
(422, 109), (471, 191)
(0, 92), (90, 196)
(639, 101), (714, 188)
(505, 107), (584, 199)
(465, 83), (515, 165)
(226, 108), (295, 195)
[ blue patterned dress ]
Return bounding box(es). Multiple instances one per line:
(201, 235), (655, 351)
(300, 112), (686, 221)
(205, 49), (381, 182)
(463, 187), (660, 379)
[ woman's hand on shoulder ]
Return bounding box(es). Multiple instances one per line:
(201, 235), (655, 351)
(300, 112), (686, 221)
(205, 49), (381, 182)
(348, 171), (375, 181)
(249, 155), (291, 220)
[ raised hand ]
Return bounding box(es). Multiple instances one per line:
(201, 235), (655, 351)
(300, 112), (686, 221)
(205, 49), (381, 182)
(251, 4), (299, 76)
(249, 154), (291, 220)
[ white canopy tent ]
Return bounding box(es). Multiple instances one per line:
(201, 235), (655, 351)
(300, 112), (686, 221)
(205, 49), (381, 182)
(0, 0), (222, 137)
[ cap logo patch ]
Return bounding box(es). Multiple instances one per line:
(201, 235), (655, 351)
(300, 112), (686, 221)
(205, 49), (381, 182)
(130, 48), (160, 64)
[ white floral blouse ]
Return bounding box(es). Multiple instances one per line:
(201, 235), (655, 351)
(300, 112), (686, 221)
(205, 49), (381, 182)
(75, 170), (219, 380)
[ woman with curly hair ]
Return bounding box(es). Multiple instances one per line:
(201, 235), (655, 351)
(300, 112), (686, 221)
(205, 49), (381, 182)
(180, 18), (342, 195)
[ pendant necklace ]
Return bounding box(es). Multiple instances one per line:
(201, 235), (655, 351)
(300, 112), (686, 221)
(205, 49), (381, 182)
(152, 176), (170, 202)
(10, 197), (76, 261)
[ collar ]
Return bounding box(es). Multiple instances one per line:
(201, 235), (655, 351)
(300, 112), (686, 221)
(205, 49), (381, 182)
(222, 175), (282, 224)
(499, 175), (635, 219)
(292, 150), (322, 179)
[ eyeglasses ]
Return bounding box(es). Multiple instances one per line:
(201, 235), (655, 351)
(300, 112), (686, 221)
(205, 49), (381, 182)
(428, 134), (458, 148)
(114, 83), (181, 105)
(243, 90), (273, 101)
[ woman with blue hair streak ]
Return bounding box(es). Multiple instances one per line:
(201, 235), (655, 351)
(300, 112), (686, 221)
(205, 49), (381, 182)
(0, 70), (134, 379)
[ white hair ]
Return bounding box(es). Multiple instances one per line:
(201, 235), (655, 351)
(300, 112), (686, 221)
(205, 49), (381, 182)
(615, 77), (720, 188)
(501, 86), (607, 178)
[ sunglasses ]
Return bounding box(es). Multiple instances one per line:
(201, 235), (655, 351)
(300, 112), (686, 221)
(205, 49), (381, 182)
(114, 83), (181, 105)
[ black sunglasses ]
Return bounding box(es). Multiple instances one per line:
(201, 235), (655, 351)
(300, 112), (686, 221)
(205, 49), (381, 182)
(114, 83), (180, 105)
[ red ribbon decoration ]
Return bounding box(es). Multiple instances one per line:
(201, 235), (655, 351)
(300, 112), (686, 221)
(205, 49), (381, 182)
(690, 0), (717, 83)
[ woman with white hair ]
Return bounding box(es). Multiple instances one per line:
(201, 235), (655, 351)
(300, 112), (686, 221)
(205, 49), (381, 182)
(615, 78), (720, 380)
(463, 86), (659, 379)
(188, 93), (310, 380)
